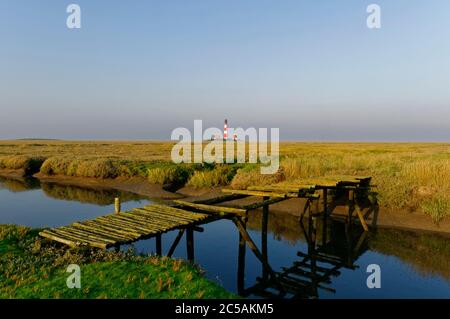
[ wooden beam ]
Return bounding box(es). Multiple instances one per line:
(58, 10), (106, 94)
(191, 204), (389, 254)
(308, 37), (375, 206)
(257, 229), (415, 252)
(173, 200), (247, 216)
(243, 196), (288, 211)
(355, 204), (369, 232)
(167, 229), (185, 257)
(39, 230), (81, 248)
(194, 193), (248, 204)
(222, 188), (289, 198)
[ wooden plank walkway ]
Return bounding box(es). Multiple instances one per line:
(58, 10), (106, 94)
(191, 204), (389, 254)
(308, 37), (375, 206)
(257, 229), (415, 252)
(244, 176), (372, 195)
(39, 204), (210, 249)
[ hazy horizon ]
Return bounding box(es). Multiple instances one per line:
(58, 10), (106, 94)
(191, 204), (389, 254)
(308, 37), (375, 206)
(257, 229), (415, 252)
(1, 1), (450, 142)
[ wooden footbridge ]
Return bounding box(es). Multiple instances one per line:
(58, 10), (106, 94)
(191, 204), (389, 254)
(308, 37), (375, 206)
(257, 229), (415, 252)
(39, 204), (213, 249)
(40, 175), (374, 275)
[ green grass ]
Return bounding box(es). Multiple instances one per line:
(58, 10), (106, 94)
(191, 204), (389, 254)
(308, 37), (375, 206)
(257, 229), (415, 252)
(421, 194), (450, 224)
(0, 224), (235, 299)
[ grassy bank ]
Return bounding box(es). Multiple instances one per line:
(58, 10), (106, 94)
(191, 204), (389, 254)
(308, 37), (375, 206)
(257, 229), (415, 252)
(0, 140), (449, 222)
(0, 224), (234, 299)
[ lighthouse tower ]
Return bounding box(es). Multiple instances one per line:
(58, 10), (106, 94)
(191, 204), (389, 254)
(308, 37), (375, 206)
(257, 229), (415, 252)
(223, 119), (228, 140)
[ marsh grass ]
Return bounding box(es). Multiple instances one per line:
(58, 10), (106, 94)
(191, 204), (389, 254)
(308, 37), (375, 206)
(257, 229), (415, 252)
(0, 224), (235, 299)
(41, 158), (120, 178)
(230, 164), (285, 190)
(421, 194), (450, 223)
(0, 156), (46, 175)
(186, 164), (240, 188)
(279, 150), (450, 222)
(147, 163), (195, 185)
(40, 157), (73, 175)
(0, 141), (449, 221)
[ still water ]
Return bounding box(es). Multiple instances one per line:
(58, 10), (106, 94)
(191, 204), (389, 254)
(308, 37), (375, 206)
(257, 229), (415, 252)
(0, 176), (449, 298)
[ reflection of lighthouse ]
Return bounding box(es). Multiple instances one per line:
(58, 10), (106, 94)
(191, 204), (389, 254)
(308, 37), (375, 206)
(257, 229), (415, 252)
(223, 119), (228, 140)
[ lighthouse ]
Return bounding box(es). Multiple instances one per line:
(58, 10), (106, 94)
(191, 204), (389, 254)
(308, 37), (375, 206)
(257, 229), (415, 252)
(223, 119), (228, 140)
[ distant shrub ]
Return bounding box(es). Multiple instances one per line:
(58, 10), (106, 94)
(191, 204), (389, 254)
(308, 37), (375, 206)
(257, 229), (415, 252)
(0, 156), (46, 175)
(40, 157), (72, 175)
(40, 157), (119, 178)
(75, 159), (119, 179)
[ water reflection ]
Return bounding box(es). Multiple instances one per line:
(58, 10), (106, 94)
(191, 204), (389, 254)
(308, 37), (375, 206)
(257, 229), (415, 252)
(238, 213), (369, 298)
(41, 183), (146, 206)
(0, 176), (40, 192)
(0, 176), (146, 206)
(0, 176), (151, 228)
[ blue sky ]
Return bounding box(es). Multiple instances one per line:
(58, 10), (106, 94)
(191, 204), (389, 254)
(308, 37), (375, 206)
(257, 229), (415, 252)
(1, 1), (449, 141)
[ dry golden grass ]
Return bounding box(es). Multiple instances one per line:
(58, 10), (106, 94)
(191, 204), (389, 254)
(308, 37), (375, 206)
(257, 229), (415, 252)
(0, 140), (449, 221)
(0, 140), (174, 161)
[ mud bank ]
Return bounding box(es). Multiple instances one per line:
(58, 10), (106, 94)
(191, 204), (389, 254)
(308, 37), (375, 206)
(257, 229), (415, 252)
(0, 169), (27, 179)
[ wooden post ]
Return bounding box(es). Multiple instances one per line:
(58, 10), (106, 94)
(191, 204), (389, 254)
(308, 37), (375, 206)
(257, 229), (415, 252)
(348, 190), (354, 226)
(322, 210), (328, 246)
(114, 197), (121, 214)
(323, 188), (328, 216)
(186, 228), (194, 262)
(156, 233), (162, 255)
(309, 215), (317, 249)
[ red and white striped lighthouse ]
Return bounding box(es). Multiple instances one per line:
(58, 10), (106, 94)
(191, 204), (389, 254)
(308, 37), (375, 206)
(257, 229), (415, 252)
(223, 119), (228, 140)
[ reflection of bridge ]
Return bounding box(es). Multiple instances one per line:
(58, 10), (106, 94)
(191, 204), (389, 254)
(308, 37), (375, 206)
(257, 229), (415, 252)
(239, 214), (369, 298)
